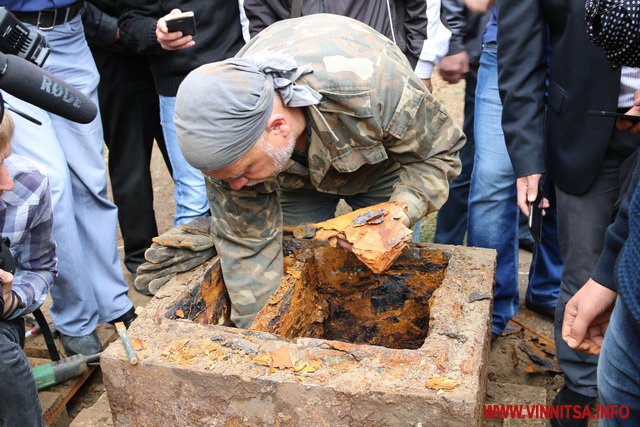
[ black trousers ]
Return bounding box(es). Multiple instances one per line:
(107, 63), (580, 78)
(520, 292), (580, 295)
(91, 46), (171, 273)
(554, 129), (638, 398)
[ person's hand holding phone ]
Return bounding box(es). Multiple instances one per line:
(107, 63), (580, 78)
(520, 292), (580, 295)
(528, 184), (544, 243)
(617, 88), (640, 134)
(156, 9), (195, 51)
(516, 173), (549, 217)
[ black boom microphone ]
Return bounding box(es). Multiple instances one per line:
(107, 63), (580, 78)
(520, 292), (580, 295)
(0, 52), (97, 124)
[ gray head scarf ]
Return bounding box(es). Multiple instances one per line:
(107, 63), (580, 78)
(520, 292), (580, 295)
(175, 55), (321, 172)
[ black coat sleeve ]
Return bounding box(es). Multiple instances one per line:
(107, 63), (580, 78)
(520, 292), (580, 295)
(496, 0), (548, 178)
(83, 2), (118, 48)
(243, 0), (290, 38)
(83, 1), (140, 54)
(400, 0), (428, 67)
(441, 0), (466, 56)
(116, 0), (164, 54)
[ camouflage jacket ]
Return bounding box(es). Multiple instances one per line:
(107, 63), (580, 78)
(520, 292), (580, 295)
(206, 15), (465, 326)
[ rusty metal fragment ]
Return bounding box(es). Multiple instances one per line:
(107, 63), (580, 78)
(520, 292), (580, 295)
(468, 291), (491, 303)
(518, 341), (561, 374)
(313, 202), (413, 273)
(426, 377), (461, 391)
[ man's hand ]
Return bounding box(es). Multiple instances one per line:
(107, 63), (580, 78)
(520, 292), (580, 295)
(0, 269), (14, 317)
(464, 0), (495, 13)
(421, 78), (433, 93)
(0, 269), (12, 297)
(156, 9), (195, 51)
(134, 217), (216, 295)
(562, 278), (617, 355)
(516, 173), (550, 216)
(616, 88), (640, 134)
(438, 51), (470, 84)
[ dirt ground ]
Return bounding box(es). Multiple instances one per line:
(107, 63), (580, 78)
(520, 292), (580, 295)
(59, 72), (579, 425)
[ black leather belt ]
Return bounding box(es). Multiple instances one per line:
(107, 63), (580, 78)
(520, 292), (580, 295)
(13, 1), (84, 31)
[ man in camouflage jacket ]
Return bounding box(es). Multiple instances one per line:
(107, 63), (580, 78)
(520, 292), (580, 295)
(175, 14), (466, 327)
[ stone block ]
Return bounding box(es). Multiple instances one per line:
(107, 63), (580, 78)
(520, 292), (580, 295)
(102, 242), (496, 426)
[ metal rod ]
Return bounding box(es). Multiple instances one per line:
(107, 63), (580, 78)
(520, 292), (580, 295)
(115, 322), (138, 365)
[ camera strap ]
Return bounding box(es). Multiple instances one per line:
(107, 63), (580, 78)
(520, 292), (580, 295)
(0, 237), (15, 275)
(0, 291), (20, 320)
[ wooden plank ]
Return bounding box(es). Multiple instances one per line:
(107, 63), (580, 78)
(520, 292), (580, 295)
(25, 347), (57, 359)
(43, 365), (98, 426)
(31, 325), (117, 426)
(39, 391), (71, 427)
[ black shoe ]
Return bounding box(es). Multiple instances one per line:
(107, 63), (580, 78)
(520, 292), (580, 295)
(491, 332), (499, 344)
(525, 300), (556, 320)
(519, 238), (535, 253)
(108, 307), (137, 329)
(59, 331), (102, 356)
(550, 387), (595, 427)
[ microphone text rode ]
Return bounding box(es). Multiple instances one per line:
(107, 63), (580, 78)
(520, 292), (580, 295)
(0, 52), (97, 124)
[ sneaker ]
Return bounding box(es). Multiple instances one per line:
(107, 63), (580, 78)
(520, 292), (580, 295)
(525, 300), (556, 320)
(550, 387), (595, 427)
(59, 331), (102, 356)
(108, 306), (137, 329)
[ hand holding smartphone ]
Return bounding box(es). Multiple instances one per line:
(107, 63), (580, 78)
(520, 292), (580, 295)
(588, 109), (640, 122)
(165, 11), (197, 36)
(528, 185), (543, 244)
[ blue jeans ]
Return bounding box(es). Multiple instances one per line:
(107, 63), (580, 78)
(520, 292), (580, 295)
(4, 15), (132, 336)
(468, 45), (560, 334)
(0, 319), (44, 426)
(598, 298), (640, 426)
(159, 96), (209, 226)
(527, 180), (562, 306)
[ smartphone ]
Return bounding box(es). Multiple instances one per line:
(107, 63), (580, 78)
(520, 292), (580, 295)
(165, 11), (197, 36)
(528, 186), (543, 244)
(588, 109), (640, 122)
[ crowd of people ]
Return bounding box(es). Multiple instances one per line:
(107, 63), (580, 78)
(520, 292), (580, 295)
(0, 0), (637, 425)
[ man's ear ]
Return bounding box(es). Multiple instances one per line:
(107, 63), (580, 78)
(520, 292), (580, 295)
(266, 113), (290, 136)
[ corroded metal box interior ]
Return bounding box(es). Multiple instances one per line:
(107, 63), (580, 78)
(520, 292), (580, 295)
(174, 240), (447, 350)
(102, 241), (496, 426)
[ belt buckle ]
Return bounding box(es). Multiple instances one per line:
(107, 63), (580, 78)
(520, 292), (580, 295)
(36, 9), (57, 31)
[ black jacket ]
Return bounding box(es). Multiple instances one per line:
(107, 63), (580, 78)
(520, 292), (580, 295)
(83, 0), (139, 55)
(117, 0), (244, 96)
(243, 0), (427, 68)
(496, 0), (621, 195)
(441, 0), (489, 64)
